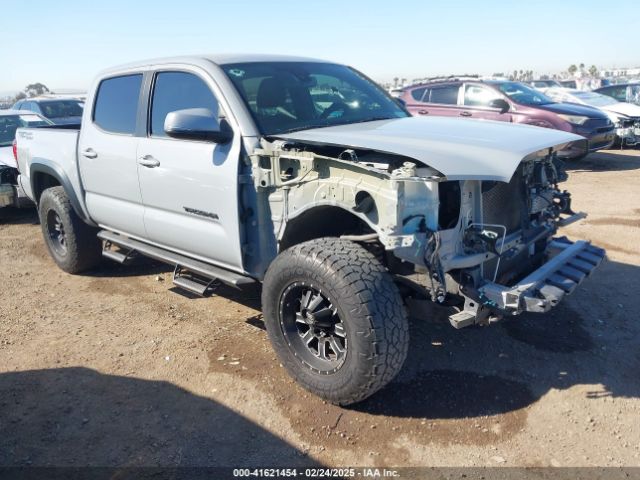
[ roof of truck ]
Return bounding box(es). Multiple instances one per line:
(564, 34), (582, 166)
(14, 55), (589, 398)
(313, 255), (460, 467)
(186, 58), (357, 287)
(100, 54), (331, 75)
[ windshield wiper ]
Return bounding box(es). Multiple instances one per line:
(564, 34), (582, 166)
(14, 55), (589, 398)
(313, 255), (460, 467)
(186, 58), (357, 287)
(347, 116), (395, 125)
(275, 123), (331, 135)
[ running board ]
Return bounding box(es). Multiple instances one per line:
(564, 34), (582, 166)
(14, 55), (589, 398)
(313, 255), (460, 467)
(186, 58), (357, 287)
(101, 246), (136, 265)
(97, 230), (255, 289)
(172, 265), (221, 297)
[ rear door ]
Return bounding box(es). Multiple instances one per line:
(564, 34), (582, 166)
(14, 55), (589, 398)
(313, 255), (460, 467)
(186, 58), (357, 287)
(404, 86), (429, 116)
(460, 83), (512, 122)
(136, 69), (244, 271)
(422, 84), (463, 117)
(78, 73), (146, 237)
(403, 84), (462, 117)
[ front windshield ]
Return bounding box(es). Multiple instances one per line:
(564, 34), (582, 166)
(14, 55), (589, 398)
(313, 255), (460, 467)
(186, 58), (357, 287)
(572, 91), (618, 107)
(0, 114), (49, 147)
(496, 81), (554, 106)
(222, 62), (408, 135)
(40, 100), (83, 119)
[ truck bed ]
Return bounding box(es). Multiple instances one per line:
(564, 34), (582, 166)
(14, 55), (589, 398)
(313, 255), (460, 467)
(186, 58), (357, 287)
(15, 126), (82, 205)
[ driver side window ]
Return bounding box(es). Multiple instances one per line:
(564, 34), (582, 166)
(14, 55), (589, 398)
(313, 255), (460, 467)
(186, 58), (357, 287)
(150, 71), (220, 138)
(463, 84), (500, 107)
(607, 86), (627, 102)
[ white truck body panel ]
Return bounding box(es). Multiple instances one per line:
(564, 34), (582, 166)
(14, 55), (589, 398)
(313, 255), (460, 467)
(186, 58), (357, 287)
(15, 128), (85, 211)
(276, 116), (582, 183)
(0, 147), (17, 169)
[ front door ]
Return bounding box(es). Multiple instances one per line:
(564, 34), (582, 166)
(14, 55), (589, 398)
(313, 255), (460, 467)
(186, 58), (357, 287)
(136, 69), (244, 272)
(78, 73), (146, 237)
(460, 83), (512, 122)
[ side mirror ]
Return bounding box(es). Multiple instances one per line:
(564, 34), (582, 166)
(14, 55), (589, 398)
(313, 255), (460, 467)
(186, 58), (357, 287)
(164, 108), (232, 143)
(489, 98), (510, 114)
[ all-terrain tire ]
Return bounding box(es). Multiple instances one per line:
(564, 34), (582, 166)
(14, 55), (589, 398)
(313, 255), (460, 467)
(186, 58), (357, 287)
(38, 186), (101, 274)
(262, 237), (409, 405)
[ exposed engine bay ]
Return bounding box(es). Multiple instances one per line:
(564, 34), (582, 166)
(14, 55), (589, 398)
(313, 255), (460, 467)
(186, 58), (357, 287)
(250, 138), (605, 328)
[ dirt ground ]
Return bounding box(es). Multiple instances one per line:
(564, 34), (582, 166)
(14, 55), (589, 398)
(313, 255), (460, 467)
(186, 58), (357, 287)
(1, 149), (639, 468)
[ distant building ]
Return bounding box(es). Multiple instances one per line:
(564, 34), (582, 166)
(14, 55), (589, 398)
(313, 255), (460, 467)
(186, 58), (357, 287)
(600, 67), (640, 78)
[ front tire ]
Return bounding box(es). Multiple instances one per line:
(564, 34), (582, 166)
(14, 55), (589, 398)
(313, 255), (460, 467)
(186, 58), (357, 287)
(38, 186), (101, 273)
(262, 238), (409, 405)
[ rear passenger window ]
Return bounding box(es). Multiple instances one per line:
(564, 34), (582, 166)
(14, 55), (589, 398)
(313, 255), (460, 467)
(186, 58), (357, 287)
(150, 71), (219, 138)
(93, 74), (142, 134)
(429, 85), (459, 105)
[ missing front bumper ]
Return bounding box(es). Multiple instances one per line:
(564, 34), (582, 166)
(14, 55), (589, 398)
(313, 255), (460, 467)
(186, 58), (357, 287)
(448, 237), (605, 328)
(480, 237), (605, 313)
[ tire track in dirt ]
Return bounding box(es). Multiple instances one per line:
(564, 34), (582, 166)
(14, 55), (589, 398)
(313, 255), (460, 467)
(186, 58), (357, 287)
(206, 325), (532, 453)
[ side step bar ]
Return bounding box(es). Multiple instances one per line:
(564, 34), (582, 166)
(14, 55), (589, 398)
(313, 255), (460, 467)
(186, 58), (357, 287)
(98, 230), (255, 292)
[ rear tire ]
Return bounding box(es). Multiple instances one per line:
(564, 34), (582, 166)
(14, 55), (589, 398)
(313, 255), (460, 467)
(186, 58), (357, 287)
(262, 238), (409, 405)
(38, 186), (101, 273)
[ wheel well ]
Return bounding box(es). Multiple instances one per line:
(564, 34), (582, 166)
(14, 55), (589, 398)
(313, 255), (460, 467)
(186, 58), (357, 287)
(32, 172), (61, 204)
(279, 206), (375, 252)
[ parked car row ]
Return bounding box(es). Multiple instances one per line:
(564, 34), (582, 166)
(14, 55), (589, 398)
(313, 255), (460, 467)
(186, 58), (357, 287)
(399, 76), (615, 159)
(0, 110), (52, 208)
(595, 83), (640, 105)
(525, 81), (640, 147)
(0, 96), (85, 210)
(545, 88), (640, 147)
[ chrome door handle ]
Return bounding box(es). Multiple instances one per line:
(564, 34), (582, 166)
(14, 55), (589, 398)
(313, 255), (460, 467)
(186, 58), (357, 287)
(460, 111), (472, 117)
(418, 109), (429, 115)
(138, 155), (160, 168)
(81, 148), (98, 159)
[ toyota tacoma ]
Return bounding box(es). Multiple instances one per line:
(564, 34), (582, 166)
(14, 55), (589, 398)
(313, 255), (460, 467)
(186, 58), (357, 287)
(15, 55), (605, 405)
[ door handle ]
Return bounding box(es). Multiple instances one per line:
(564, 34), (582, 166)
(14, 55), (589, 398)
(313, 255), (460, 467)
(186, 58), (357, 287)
(81, 148), (97, 159)
(460, 111), (472, 117)
(418, 109), (429, 115)
(138, 155), (160, 168)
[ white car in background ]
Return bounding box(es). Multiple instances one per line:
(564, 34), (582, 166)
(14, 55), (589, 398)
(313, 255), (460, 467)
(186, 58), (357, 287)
(0, 110), (52, 209)
(546, 87), (640, 147)
(527, 79), (562, 93)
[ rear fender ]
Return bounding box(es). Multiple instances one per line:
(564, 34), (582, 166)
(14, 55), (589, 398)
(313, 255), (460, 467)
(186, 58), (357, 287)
(30, 161), (96, 226)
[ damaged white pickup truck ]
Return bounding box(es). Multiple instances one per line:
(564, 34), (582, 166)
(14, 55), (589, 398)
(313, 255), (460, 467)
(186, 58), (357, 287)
(15, 55), (605, 405)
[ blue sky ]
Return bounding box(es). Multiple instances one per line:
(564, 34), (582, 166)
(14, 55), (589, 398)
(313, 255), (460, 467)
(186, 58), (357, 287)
(1, 0), (638, 92)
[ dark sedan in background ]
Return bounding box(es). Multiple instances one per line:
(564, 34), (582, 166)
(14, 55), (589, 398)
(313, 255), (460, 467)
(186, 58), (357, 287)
(0, 110), (52, 208)
(12, 97), (83, 125)
(400, 77), (615, 159)
(595, 83), (640, 106)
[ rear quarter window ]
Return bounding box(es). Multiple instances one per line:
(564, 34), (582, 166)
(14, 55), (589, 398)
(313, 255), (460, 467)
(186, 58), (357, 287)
(93, 74), (143, 134)
(410, 87), (427, 101)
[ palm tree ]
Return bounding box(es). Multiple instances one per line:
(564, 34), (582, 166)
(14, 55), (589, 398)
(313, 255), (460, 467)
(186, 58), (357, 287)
(588, 65), (599, 77)
(568, 64), (578, 76)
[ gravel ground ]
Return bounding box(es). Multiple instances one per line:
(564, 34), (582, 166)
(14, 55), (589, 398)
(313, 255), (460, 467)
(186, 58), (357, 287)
(0, 149), (639, 468)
